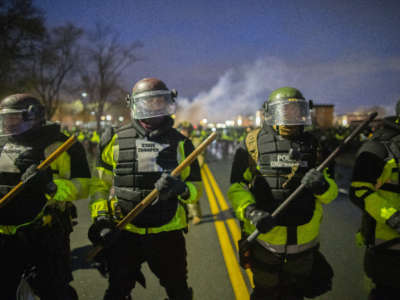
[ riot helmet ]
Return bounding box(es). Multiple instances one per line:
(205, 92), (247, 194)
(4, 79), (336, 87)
(263, 87), (311, 137)
(264, 87), (311, 126)
(0, 94), (45, 137)
(127, 78), (177, 120)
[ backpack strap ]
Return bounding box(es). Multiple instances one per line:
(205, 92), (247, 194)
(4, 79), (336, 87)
(245, 128), (261, 174)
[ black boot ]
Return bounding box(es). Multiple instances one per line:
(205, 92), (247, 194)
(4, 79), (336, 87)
(165, 287), (193, 300)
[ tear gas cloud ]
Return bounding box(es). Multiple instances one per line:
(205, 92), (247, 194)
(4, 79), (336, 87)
(175, 55), (400, 125)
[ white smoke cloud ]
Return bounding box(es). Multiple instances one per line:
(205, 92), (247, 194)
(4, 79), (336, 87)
(175, 55), (400, 124)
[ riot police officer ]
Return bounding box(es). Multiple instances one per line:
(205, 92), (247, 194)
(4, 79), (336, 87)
(349, 99), (400, 299)
(228, 87), (338, 299)
(0, 94), (91, 299)
(89, 78), (201, 300)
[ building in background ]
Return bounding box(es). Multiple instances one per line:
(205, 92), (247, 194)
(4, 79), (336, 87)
(311, 104), (335, 129)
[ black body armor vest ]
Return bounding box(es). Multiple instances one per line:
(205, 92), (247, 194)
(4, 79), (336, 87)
(255, 126), (318, 226)
(112, 121), (186, 228)
(0, 124), (61, 225)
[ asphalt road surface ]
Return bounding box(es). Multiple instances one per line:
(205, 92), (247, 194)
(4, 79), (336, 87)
(70, 144), (369, 300)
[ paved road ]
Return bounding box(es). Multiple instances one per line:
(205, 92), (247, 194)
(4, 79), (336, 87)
(70, 146), (369, 299)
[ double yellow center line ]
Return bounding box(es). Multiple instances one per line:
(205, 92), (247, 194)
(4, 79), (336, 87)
(201, 164), (253, 300)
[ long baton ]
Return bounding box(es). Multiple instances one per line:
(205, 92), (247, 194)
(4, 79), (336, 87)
(241, 112), (378, 249)
(0, 135), (77, 209)
(87, 132), (217, 261)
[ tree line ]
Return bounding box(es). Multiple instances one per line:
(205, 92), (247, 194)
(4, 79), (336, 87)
(0, 0), (142, 130)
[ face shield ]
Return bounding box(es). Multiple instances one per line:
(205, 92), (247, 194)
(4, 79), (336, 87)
(0, 108), (36, 137)
(130, 90), (176, 120)
(264, 98), (311, 126)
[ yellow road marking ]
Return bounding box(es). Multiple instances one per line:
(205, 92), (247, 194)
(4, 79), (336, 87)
(203, 164), (254, 287)
(201, 167), (250, 300)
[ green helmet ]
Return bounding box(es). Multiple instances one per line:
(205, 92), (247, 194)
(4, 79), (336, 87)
(177, 121), (194, 135)
(263, 87), (311, 126)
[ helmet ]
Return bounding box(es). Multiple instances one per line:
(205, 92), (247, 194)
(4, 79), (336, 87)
(263, 87), (311, 127)
(127, 78), (177, 120)
(0, 94), (45, 137)
(177, 121), (194, 136)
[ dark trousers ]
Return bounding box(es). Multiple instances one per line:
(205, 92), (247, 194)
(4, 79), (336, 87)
(0, 226), (76, 300)
(104, 229), (189, 299)
(365, 248), (400, 299)
(249, 242), (333, 300)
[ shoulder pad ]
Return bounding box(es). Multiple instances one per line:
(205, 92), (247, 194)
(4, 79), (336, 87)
(115, 123), (134, 134)
(100, 127), (115, 150)
(356, 140), (387, 161)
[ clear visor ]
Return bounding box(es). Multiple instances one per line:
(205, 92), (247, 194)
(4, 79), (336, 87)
(264, 99), (311, 126)
(130, 90), (176, 120)
(0, 109), (34, 137)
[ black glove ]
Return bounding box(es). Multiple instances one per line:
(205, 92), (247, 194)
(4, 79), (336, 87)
(21, 164), (57, 195)
(386, 211), (400, 234)
(301, 168), (329, 195)
(88, 216), (120, 248)
(244, 204), (276, 234)
(154, 173), (189, 201)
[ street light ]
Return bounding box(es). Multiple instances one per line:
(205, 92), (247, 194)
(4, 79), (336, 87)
(81, 92), (88, 98)
(106, 115), (112, 121)
(237, 116), (242, 126)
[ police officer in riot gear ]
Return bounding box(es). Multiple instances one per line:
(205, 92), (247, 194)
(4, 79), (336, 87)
(349, 99), (400, 299)
(0, 94), (91, 299)
(88, 78), (201, 300)
(228, 87), (338, 299)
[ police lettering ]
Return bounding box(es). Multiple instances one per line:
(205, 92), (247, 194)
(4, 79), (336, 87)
(138, 144), (159, 152)
(270, 153), (308, 168)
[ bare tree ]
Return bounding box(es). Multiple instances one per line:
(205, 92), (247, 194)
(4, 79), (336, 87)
(23, 23), (83, 119)
(0, 0), (45, 96)
(79, 23), (142, 131)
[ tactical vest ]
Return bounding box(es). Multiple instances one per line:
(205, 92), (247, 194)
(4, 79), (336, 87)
(253, 126), (318, 227)
(113, 123), (184, 228)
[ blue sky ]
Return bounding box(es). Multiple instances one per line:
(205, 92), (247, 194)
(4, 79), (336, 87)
(37, 0), (400, 122)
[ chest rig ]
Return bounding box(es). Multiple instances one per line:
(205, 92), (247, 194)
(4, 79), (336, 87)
(113, 123), (184, 228)
(252, 127), (318, 226)
(0, 138), (48, 225)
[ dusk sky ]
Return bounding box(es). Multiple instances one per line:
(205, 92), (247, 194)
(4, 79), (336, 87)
(37, 0), (400, 123)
